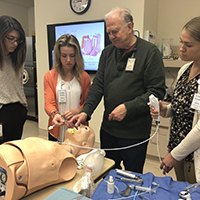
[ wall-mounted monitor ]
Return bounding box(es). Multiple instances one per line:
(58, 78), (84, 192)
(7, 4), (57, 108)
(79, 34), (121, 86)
(47, 20), (111, 73)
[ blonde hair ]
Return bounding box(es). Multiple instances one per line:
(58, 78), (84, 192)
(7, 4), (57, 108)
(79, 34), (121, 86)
(183, 16), (200, 43)
(53, 34), (84, 82)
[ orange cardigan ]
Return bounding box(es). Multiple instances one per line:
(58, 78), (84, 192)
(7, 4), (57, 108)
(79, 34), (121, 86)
(44, 69), (91, 138)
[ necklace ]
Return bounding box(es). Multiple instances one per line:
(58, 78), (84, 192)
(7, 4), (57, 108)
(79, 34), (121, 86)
(187, 64), (200, 82)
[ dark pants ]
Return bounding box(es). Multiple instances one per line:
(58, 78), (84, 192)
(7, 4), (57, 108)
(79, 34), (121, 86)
(0, 102), (27, 144)
(100, 128), (149, 173)
(48, 132), (58, 141)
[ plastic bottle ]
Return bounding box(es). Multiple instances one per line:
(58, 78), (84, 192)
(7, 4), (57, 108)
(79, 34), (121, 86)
(107, 175), (114, 194)
(83, 150), (105, 176)
(74, 150), (106, 197)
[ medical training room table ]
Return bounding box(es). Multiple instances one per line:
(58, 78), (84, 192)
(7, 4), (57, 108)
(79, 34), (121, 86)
(22, 157), (115, 199)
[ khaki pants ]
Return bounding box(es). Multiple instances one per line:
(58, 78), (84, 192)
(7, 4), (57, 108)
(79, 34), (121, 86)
(174, 160), (196, 184)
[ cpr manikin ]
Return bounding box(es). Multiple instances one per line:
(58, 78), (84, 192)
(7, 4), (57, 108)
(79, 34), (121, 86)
(63, 124), (95, 157)
(0, 124), (95, 200)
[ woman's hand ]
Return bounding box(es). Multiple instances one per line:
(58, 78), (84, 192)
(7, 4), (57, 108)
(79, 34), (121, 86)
(62, 110), (74, 121)
(52, 113), (65, 127)
(149, 100), (167, 118)
(160, 153), (178, 175)
(62, 108), (82, 121)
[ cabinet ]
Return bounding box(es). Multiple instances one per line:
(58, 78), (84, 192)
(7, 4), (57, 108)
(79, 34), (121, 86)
(163, 59), (190, 68)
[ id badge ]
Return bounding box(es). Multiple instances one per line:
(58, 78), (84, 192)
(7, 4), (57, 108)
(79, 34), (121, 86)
(190, 93), (200, 111)
(58, 90), (67, 103)
(125, 58), (136, 71)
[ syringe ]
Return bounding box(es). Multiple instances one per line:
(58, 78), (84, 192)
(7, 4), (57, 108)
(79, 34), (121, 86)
(130, 184), (156, 193)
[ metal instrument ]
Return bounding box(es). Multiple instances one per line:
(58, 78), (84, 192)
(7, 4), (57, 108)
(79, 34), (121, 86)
(48, 119), (76, 130)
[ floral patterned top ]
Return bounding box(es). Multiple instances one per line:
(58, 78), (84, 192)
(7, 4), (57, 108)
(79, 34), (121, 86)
(168, 63), (200, 162)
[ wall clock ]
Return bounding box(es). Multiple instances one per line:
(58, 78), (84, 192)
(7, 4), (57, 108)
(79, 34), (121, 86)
(70, 0), (91, 14)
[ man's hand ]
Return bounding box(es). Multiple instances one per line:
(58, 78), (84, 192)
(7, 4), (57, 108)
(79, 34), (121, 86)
(108, 104), (127, 121)
(69, 112), (88, 127)
(160, 153), (178, 175)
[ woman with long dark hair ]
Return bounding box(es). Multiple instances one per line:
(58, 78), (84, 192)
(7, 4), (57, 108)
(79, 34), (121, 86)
(0, 15), (27, 144)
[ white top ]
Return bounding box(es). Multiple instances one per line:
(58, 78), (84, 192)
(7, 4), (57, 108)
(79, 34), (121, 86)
(56, 74), (81, 141)
(0, 55), (27, 109)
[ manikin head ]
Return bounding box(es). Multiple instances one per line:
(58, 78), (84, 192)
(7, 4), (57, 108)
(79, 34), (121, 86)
(64, 124), (95, 157)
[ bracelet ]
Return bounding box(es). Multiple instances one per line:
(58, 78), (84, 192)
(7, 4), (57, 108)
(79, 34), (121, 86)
(50, 110), (56, 118)
(50, 110), (60, 119)
(52, 112), (60, 119)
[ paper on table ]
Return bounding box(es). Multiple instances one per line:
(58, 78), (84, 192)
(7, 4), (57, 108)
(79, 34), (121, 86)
(44, 187), (91, 200)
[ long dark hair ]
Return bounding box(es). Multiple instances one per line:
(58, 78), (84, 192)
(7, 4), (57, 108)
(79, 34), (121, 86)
(0, 15), (26, 73)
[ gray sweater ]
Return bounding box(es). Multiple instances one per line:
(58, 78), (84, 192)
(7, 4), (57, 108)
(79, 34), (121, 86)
(0, 55), (27, 109)
(83, 37), (165, 139)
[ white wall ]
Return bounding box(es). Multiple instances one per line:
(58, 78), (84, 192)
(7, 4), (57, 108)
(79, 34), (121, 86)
(143, 0), (159, 35)
(156, 0), (200, 96)
(0, 0), (34, 36)
(34, 0), (145, 142)
(157, 0), (200, 45)
(28, 7), (35, 35)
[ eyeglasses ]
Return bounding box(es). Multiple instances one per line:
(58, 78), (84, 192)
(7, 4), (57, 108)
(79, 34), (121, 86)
(5, 36), (23, 44)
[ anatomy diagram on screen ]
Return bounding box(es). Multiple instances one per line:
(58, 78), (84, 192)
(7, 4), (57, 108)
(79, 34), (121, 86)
(81, 33), (101, 56)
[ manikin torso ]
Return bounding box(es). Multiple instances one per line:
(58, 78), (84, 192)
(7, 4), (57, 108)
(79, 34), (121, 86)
(0, 125), (95, 200)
